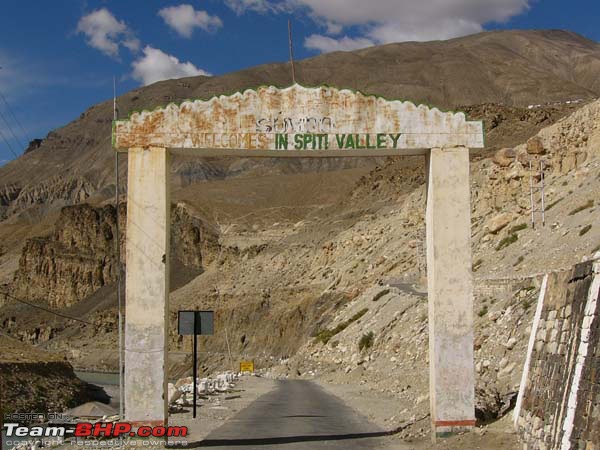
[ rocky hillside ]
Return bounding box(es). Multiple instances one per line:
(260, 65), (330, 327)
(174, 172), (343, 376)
(2, 97), (599, 371)
(9, 202), (219, 308)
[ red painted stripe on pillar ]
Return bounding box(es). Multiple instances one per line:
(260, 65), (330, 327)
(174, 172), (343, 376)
(435, 419), (476, 427)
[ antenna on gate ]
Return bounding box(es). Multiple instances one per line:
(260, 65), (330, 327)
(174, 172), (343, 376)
(288, 19), (296, 84)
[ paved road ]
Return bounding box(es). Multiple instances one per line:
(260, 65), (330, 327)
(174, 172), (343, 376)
(174, 380), (394, 449)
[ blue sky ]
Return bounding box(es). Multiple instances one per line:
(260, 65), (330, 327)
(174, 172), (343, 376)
(0, 0), (598, 165)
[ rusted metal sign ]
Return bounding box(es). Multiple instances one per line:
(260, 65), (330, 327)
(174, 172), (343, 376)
(239, 360), (254, 372)
(113, 84), (483, 154)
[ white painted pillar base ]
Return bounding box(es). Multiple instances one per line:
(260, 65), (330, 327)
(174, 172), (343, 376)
(125, 147), (170, 426)
(426, 147), (475, 439)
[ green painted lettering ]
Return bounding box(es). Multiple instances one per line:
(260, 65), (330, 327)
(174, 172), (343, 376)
(335, 134), (345, 148)
(389, 133), (401, 148)
(303, 134), (313, 149)
(376, 133), (386, 148)
(276, 134), (288, 150)
(294, 134), (304, 150)
(355, 134), (365, 149)
(345, 134), (355, 149)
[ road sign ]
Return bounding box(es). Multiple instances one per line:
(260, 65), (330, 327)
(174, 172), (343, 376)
(240, 361), (254, 372)
(178, 311), (214, 335)
(177, 310), (214, 418)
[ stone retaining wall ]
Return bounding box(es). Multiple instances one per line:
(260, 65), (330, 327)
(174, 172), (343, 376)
(474, 276), (542, 300)
(514, 259), (600, 450)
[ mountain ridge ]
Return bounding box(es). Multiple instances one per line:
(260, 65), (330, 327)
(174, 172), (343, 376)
(0, 29), (599, 223)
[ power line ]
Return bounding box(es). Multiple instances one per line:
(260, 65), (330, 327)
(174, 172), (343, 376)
(0, 127), (18, 159)
(0, 289), (94, 325)
(0, 90), (29, 143)
(0, 108), (25, 151)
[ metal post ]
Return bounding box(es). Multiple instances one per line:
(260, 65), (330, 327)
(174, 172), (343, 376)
(193, 320), (198, 419)
(540, 160), (546, 227)
(529, 160), (535, 229)
(288, 20), (296, 84)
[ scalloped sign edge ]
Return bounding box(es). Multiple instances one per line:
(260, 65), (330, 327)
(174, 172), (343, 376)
(113, 84), (484, 152)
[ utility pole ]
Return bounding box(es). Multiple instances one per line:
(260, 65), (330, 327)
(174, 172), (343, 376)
(288, 19), (296, 84)
(529, 160), (546, 229)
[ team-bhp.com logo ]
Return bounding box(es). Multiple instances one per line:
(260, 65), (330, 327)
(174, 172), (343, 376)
(4, 422), (188, 446)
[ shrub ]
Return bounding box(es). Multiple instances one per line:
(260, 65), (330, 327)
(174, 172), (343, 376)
(580, 225), (592, 236)
(545, 197), (563, 211)
(569, 200), (594, 216)
(314, 308), (369, 345)
(513, 255), (524, 266)
(478, 306), (488, 317)
(496, 233), (518, 251)
(472, 258), (483, 272)
(508, 223), (527, 234)
(358, 331), (375, 351)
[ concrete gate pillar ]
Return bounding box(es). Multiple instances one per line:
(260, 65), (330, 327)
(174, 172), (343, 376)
(425, 147), (475, 439)
(124, 147), (170, 426)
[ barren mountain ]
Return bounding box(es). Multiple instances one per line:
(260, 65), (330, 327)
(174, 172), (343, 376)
(1, 29), (599, 216)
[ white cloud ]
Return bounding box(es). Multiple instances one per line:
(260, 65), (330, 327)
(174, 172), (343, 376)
(325, 21), (343, 35)
(226, 0), (531, 53)
(224, 0), (281, 14)
(305, 34), (374, 52)
(77, 8), (140, 58)
(158, 4), (223, 38)
(131, 46), (210, 86)
(304, 0), (530, 52)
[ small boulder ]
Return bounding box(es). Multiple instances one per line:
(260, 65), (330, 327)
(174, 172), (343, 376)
(168, 383), (182, 404)
(492, 148), (516, 167)
(484, 212), (516, 234)
(526, 136), (546, 155)
(505, 337), (518, 350)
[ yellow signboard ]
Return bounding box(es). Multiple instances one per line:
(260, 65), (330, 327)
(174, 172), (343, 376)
(240, 361), (254, 372)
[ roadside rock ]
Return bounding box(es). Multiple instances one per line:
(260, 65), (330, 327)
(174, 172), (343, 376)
(484, 212), (516, 234)
(492, 148), (516, 167)
(526, 136), (546, 155)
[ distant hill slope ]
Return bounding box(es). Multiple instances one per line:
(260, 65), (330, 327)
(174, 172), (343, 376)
(0, 29), (599, 221)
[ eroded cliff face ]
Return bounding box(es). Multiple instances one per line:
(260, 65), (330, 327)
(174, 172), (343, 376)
(11, 202), (218, 308)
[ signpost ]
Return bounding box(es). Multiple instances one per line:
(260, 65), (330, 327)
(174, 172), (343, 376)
(240, 361), (254, 373)
(178, 311), (214, 418)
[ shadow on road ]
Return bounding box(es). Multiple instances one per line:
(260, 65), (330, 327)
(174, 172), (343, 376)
(168, 429), (394, 448)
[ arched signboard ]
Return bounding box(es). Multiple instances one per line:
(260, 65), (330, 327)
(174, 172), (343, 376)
(114, 84), (483, 155)
(113, 84), (484, 440)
